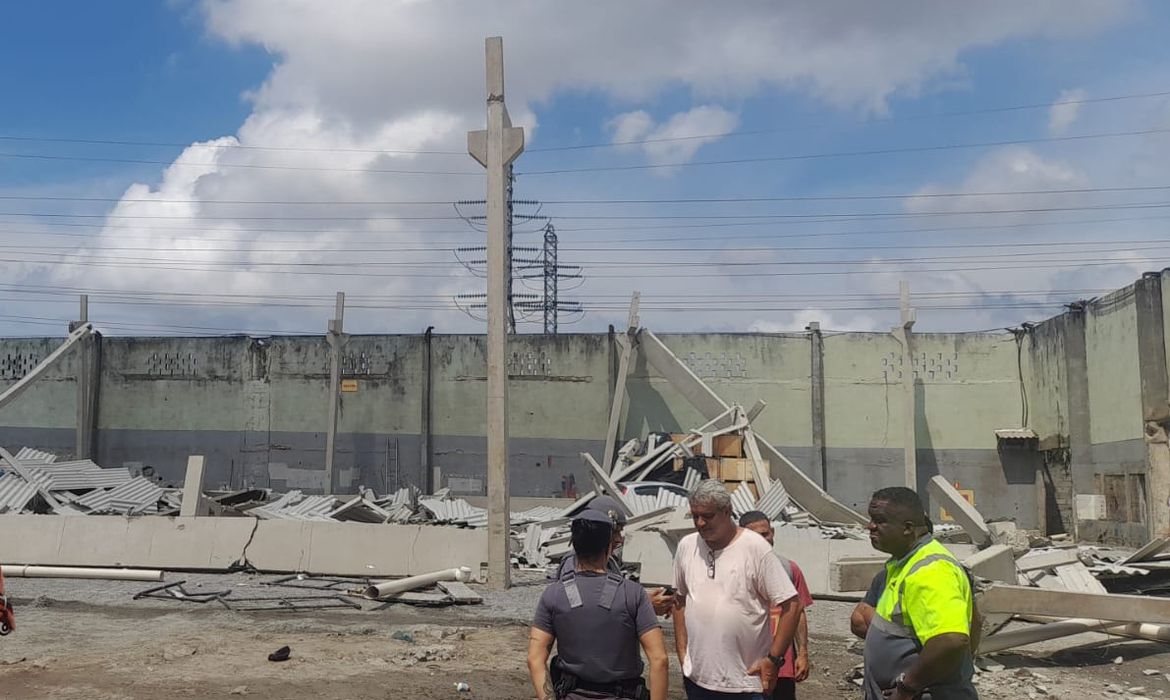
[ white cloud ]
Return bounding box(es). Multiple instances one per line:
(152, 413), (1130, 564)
(11, 0), (1142, 334)
(1048, 88), (1087, 135)
(749, 310), (882, 333)
(609, 105), (739, 169)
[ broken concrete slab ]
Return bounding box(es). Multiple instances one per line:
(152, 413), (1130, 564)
(927, 475), (993, 547)
(0, 514), (487, 580)
(1016, 548), (1081, 572)
(963, 544), (1017, 583)
(831, 557), (886, 593)
(178, 456), (206, 518)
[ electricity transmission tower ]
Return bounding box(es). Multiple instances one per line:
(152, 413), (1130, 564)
(454, 188), (583, 334)
(513, 222), (582, 334)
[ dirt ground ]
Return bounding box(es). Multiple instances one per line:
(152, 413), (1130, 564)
(1, 573), (1167, 699)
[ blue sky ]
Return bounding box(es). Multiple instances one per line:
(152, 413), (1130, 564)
(2, 1), (1169, 336)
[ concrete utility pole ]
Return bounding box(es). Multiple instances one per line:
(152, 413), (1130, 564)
(891, 281), (917, 490)
(808, 321), (828, 490)
(469, 37), (524, 589)
(324, 292), (347, 495)
(71, 294), (98, 460)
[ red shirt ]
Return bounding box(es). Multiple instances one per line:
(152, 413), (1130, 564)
(768, 558), (813, 680)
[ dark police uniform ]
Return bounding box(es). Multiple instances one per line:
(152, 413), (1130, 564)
(533, 512), (658, 700)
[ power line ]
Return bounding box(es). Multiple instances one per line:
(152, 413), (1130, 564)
(520, 127), (1170, 175)
(7, 183), (1170, 206)
(2, 87), (1167, 157)
(7, 199), (1170, 223)
(5, 126), (1170, 178)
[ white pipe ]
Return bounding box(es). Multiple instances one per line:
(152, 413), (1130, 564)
(979, 617), (1170, 655)
(1, 565), (164, 582)
(363, 566), (472, 599)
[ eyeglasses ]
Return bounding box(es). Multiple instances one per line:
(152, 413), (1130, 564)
(706, 549), (716, 579)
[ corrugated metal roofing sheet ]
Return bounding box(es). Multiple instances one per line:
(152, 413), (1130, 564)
(251, 491), (338, 521)
(995, 428), (1038, 440)
(0, 473), (38, 513)
(682, 468), (701, 491)
(420, 497), (483, 524)
(13, 447), (57, 464)
(755, 480), (791, 520)
(75, 476), (165, 514)
(25, 460), (133, 491)
(729, 482), (758, 518)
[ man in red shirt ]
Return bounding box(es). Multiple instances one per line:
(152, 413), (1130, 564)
(0, 565), (14, 636)
(739, 512), (812, 700)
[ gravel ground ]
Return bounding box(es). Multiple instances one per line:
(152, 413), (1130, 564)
(1, 570), (1168, 699)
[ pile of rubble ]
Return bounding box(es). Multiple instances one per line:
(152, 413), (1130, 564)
(925, 476), (1170, 656)
(0, 446), (177, 516)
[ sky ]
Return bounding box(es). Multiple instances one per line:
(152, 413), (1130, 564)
(2, 1), (1170, 337)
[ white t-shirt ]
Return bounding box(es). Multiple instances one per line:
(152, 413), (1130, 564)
(674, 528), (798, 693)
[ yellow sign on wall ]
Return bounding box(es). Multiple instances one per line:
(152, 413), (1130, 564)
(939, 485), (975, 522)
(341, 379), (359, 393)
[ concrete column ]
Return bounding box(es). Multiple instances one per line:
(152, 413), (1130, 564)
(891, 281), (917, 490)
(1135, 274), (1170, 538)
(421, 327), (434, 493)
(71, 295), (100, 460)
(808, 321), (827, 489)
(324, 292), (347, 495)
(1064, 305), (1091, 541)
(468, 36), (525, 589)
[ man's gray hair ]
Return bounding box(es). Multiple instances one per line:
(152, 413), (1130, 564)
(689, 478), (732, 512)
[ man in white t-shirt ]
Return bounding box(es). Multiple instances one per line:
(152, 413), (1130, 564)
(673, 479), (802, 699)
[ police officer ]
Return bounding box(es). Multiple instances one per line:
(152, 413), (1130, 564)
(528, 509), (669, 700)
(863, 487), (978, 700)
(550, 496), (674, 617)
(549, 496), (628, 579)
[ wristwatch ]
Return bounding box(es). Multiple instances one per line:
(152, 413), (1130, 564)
(766, 653), (783, 668)
(894, 673), (921, 696)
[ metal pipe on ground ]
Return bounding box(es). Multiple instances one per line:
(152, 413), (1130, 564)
(1, 565), (164, 582)
(979, 617), (1170, 655)
(363, 566), (472, 600)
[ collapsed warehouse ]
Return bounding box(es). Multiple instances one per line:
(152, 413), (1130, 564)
(2, 271), (1170, 656)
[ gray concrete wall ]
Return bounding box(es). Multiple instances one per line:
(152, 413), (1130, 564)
(3, 272), (1168, 540)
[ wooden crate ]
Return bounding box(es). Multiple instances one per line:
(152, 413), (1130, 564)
(712, 434), (744, 458)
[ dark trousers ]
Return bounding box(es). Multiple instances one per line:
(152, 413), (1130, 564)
(683, 677), (766, 700)
(771, 679), (796, 700)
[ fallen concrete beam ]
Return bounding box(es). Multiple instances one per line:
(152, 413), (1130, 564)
(927, 475), (993, 547)
(1016, 548), (1080, 572)
(583, 452), (635, 518)
(979, 618), (1170, 655)
(830, 557), (886, 593)
(0, 323), (92, 413)
(0, 514), (488, 580)
(963, 544), (1017, 583)
(977, 584), (1170, 625)
(638, 330), (864, 525)
(179, 455), (206, 518)
(1121, 536), (1170, 565)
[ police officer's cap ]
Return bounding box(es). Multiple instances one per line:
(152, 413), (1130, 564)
(573, 508), (615, 526)
(589, 496), (628, 526)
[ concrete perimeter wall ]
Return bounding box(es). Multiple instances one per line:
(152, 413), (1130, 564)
(3, 272), (1170, 544)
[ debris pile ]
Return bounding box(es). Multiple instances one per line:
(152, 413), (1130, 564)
(926, 476), (1170, 657)
(0, 447), (176, 516)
